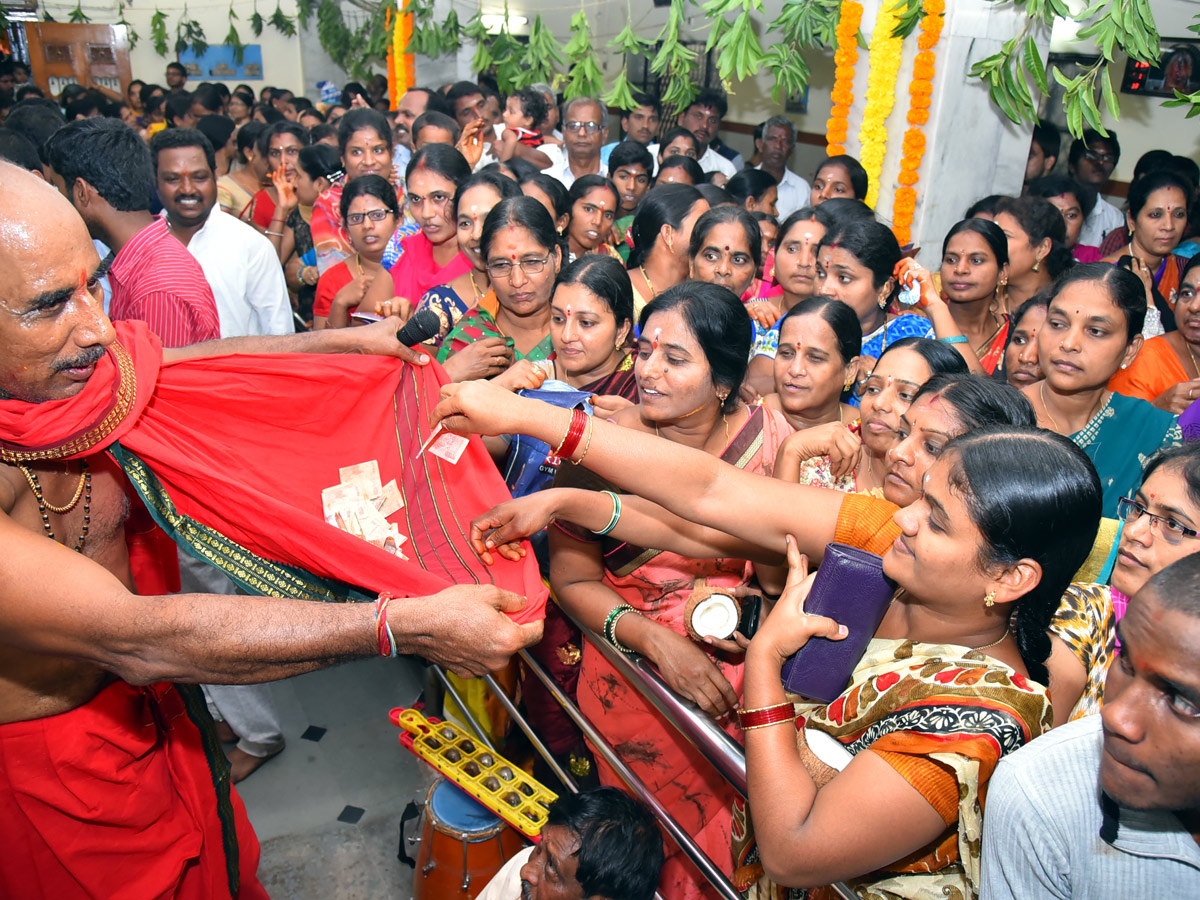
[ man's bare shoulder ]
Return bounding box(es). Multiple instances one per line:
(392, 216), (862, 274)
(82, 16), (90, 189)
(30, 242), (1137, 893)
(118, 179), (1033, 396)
(0, 464), (22, 516)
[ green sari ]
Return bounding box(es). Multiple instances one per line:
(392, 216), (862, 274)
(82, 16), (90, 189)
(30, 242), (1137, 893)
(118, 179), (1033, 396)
(435, 306), (553, 365)
(1070, 391), (1180, 518)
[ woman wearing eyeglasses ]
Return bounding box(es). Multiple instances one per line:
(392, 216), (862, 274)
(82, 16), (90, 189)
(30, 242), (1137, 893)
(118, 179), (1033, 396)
(312, 175), (400, 329)
(437, 196), (561, 366)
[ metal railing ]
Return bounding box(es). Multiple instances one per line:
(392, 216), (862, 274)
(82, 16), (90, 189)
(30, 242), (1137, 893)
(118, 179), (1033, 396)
(430, 614), (858, 900)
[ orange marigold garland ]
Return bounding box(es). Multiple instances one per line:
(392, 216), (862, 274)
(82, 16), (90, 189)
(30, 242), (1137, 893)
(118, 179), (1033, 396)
(893, 0), (944, 246)
(827, 1), (864, 156)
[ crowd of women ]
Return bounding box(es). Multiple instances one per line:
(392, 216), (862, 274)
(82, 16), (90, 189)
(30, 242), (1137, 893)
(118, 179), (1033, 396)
(129, 75), (1200, 899)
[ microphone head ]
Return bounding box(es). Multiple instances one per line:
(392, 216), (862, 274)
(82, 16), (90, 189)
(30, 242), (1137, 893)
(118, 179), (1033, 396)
(397, 307), (443, 346)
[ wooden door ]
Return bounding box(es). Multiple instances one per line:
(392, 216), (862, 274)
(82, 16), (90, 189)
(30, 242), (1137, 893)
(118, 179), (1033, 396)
(24, 22), (132, 99)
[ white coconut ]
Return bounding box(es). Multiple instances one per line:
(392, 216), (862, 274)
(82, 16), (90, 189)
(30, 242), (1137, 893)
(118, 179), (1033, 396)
(689, 592), (740, 640)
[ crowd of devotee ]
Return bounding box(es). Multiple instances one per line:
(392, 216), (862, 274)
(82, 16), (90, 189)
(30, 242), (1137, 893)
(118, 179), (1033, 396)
(2, 53), (1200, 899)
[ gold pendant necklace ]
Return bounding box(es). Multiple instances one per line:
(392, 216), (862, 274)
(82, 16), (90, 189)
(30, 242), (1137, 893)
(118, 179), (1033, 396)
(639, 266), (656, 298)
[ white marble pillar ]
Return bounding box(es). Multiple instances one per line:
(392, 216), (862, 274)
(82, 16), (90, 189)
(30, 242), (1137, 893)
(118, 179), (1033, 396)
(846, 0), (1050, 267)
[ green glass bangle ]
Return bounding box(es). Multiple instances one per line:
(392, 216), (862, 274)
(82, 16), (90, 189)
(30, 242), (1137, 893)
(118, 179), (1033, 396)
(603, 603), (638, 653)
(938, 335), (969, 344)
(592, 490), (622, 536)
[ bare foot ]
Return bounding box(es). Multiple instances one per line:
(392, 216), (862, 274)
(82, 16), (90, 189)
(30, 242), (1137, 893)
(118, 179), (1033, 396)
(227, 744), (285, 783)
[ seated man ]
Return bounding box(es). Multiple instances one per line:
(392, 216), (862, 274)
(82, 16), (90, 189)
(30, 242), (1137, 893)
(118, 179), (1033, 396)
(981, 552), (1200, 897)
(477, 788), (664, 900)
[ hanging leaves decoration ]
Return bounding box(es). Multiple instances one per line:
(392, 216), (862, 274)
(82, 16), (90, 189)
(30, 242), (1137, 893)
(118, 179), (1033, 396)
(604, 13), (654, 112)
(176, 13), (208, 58)
(296, 0), (316, 31)
(225, 4), (246, 64)
(68, 2), (92, 24)
(520, 15), (566, 89)
(270, 2), (298, 37)
(563, 10), (604, 100)
(151, 8), (170, 56)
(651, 0), (699, 116)
(441, 9), (463, 53)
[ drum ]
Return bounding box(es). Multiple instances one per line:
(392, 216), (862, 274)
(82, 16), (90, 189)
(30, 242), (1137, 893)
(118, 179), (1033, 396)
(410, 779), (528, 899)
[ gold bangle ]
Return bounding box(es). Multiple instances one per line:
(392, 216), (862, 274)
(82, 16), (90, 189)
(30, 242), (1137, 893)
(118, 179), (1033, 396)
(549, 410), (574, 456)
(570, 413), (594, 465)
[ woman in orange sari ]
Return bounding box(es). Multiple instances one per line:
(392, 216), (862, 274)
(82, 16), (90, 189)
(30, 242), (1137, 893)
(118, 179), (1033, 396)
(550, 282), (789, 899)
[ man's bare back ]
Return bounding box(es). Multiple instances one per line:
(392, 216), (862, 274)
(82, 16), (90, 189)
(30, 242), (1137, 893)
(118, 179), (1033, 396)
(0, 455), (133, 723)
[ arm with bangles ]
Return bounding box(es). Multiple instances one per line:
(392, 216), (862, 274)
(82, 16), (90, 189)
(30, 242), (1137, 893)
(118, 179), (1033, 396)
(0, 510), (539, 682)
(472, 487), (783, 568)
(740, 539), (949, 887)
(436, 381), (847, 562)
(894, 259), (985, 375)
(548, 527), (740, 716)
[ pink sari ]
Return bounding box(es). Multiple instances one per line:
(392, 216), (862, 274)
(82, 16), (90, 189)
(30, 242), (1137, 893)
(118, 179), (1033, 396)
(389, 231), (472, 304)
(555, 405), (789, 900)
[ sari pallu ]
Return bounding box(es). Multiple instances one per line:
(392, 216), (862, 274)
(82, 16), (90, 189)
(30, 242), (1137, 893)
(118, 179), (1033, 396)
(0, 321), (546, 622)
(733, 638), (1052, 900)
(555, 405), (790, 900)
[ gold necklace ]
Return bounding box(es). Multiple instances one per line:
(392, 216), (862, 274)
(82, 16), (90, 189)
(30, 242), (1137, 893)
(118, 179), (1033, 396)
(468, 271), (484, 302)
(1185, 337), (1200, 378)
(639, 266), (656, 298)
(1039, 382), (1062, 432)
(972, 624), (1011, 654)
(19, 461), (91, 552)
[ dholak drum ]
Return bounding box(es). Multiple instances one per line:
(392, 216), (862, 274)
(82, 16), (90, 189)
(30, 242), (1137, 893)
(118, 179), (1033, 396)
(408, 779), (527, 899)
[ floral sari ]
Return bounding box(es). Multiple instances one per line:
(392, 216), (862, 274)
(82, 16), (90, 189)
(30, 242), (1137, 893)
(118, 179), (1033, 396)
(554, 404), (790, 899)
(733, 638), (1052, 900)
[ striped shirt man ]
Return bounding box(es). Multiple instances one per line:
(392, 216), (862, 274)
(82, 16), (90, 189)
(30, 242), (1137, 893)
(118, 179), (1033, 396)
(108, 217), (220, 348)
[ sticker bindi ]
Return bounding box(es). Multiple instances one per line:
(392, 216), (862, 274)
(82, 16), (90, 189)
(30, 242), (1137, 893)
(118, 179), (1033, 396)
(652, 327), (661, 350)
(565, 305), (572, 318)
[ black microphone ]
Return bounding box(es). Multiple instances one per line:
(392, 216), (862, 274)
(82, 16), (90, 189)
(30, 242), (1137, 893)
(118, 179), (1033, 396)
(395, 308), (442, 347)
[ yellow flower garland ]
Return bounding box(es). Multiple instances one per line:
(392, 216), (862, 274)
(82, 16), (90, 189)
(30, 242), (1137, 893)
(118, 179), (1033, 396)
(826, 1), (863, 156)
(857, 2), (904, 208)
(893, 0), (944, 245)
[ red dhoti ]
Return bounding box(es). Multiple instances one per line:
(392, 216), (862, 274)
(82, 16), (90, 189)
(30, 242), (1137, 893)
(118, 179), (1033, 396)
(0, 680), (268, 900)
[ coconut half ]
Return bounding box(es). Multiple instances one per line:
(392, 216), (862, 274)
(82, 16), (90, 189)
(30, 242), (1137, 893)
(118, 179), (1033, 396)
(684, 587), (741, 641)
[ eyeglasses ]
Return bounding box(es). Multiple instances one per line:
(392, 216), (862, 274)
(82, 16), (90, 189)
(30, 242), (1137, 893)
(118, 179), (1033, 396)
(564, 121), (602, 134)
(486, 255), (551, 278)
(346, 208), (393, 225)
(1083, 149), (1116, 164)
(1117, 496), (1200, 544)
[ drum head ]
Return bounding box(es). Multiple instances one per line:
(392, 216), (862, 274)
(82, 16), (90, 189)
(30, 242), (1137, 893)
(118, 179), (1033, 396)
(429, 780), (504, 836)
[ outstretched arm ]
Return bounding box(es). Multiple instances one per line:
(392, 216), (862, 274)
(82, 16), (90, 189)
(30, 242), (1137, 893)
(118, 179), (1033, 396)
(162, 317), (432, 365)
(0, 510), (541, 681)
(435, 381), (847, 561)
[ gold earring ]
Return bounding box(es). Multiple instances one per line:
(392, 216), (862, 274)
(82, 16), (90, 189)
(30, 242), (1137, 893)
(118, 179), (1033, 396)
(984, 590), (996, 608)
(1031, 258), (1040, 273)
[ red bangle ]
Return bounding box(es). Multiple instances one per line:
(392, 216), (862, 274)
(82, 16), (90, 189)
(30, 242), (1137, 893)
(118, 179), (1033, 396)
(375, 593), (396, 658)
(553, 408), (588, 460)
(737, 703), (795, 730)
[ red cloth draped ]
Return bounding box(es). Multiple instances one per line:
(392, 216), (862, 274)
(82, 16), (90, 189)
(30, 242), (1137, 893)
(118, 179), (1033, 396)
(0, 321), (545, 622)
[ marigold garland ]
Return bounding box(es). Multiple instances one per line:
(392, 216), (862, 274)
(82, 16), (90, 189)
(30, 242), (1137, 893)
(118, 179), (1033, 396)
(893, 0), (944, 245)
(826, 1), (863, 156)
(857, 2), (904, 207)
(390, 0), (415, 110)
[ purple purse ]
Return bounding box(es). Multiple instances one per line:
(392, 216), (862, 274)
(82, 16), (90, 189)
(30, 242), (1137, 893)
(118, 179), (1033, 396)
(779, 543), (895, 703)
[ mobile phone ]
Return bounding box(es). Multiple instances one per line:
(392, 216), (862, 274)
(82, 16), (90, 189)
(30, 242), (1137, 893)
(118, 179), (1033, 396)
(350, 311), (384, 325)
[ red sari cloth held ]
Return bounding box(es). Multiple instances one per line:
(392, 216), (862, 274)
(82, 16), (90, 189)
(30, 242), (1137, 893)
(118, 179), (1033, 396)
(0, 321), (546, 620)
(0, 681), (267, 900)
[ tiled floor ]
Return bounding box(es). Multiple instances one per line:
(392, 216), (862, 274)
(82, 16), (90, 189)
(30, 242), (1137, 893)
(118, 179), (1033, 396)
(236, 655), (439, 899)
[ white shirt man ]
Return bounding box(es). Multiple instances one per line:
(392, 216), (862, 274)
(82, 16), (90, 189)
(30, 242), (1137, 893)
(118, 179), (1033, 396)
(179, 207), (293, 337)
(756, 116), (810, 219)
(758, 165), (811, 219)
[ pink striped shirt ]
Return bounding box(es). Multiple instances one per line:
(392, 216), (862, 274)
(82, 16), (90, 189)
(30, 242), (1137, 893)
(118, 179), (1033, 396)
(108, 217), (221, 348)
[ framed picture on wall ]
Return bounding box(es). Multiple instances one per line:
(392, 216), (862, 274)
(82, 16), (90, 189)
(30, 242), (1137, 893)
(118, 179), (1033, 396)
(786, 86), (809, 115)
(1121, 39), (1200, 97)
(178, 44), (264, 80)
